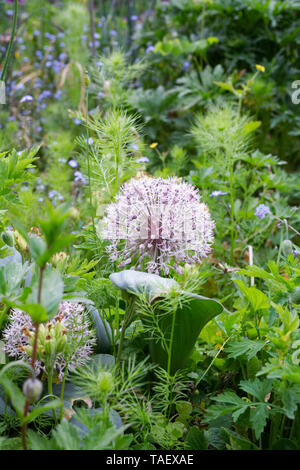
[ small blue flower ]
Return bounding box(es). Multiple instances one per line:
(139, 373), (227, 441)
(209, 190), (228, 198)
(20, 95), (33, 104)
(136, 156), (149, 164)
(182, 60), (191, 71)
(73, 118), (82, 125)
(255, 204), (271, 219)
(68, 159), (79, 168)
(54, 90), (62, 100)
(74, 171), (87, 185)
(129, 143), (139, 151)
(59, 52), (67, 62)
(146, 45), (155, 53)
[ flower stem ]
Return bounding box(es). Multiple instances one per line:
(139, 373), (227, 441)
(0, 0), (18, 82)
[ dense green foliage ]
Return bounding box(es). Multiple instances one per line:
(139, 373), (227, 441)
(0, 0), (299, 451)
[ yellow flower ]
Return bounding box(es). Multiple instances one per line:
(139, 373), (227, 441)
(255, 64), (265, 73)
(150, 142), (158, 149)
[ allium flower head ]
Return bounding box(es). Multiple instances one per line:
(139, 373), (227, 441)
(101, 177), (215, 275)
(3, 302), (96, 381)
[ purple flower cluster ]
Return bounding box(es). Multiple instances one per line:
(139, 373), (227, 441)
(255, 204), (271, 219)
(102, 176), (215, 275)
(3, 302), (96, 381)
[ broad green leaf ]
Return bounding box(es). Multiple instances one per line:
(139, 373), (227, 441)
(110, 270), (178, 303)
(28, 235), (47, 264)
(28, 267), (63, 319)
(111, 270), (223, 373)
(6, 302), (48, 323)
(148, 292), (223, 373)
(234, 280), (269, 310)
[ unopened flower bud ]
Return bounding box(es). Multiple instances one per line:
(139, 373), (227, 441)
(23, 378), (43, 403)
(281, 239), (293, 257)
(1, 231), (14, 247)
(84, 70), (90, 87)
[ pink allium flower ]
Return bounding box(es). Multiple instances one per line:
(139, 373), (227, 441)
(101, 176), (215, 275)
(2, 302), (96, 381)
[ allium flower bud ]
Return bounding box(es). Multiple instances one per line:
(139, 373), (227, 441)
(281, 240), (293, 257)
(1, 231), (14, 247)
(23, 378), (43, 403)
(98, 371), (114, 395)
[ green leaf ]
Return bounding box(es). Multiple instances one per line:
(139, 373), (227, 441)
(239, 378), (272, 402)
(281, 386), (300, 419)
(28, 235), (47, 264)
(226, 338), (266, 360)
(271, 439), (298, 450)
(249, 403), (269, 440)
(223, 428), (259, 450)
(242, 121), (261, 136)
(185, 426), (209, 450)
(24, 399), (62, 424)
(109, 270), (178, 303)
(8, 302), (48, 323)
(176, 400), (193, 421)
(28, 268), (63, 319)
(234, 280), (269, 310)
(111, 270), (223, 374)
(212, 390), (246, 406)
(52, 419), (80, 450)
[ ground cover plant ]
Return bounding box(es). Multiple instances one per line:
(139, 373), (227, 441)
(0, 0), (299, 452)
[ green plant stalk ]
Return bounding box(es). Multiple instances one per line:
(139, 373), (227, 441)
(47, 369), (57, 424)
(114, 139), (121, 195)
(116, 297), (135, 365)
(276, 221), (284, 264)
(85, 84), (95, 231)
(22, 265), (44, 450)
(0, 0), (18, 82)
(167, 307), (177, 378)
(59, 359), (70, 421)
(229, 161), (235, 263)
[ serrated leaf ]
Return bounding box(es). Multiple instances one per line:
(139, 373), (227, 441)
(281, 386), (300, 419)
(239, 378), (272, 402)
(226, 338), (266, 360)
(249, 403), (269, 440)
(212, 390), (246, 406)
(185, 426), (209, 450)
